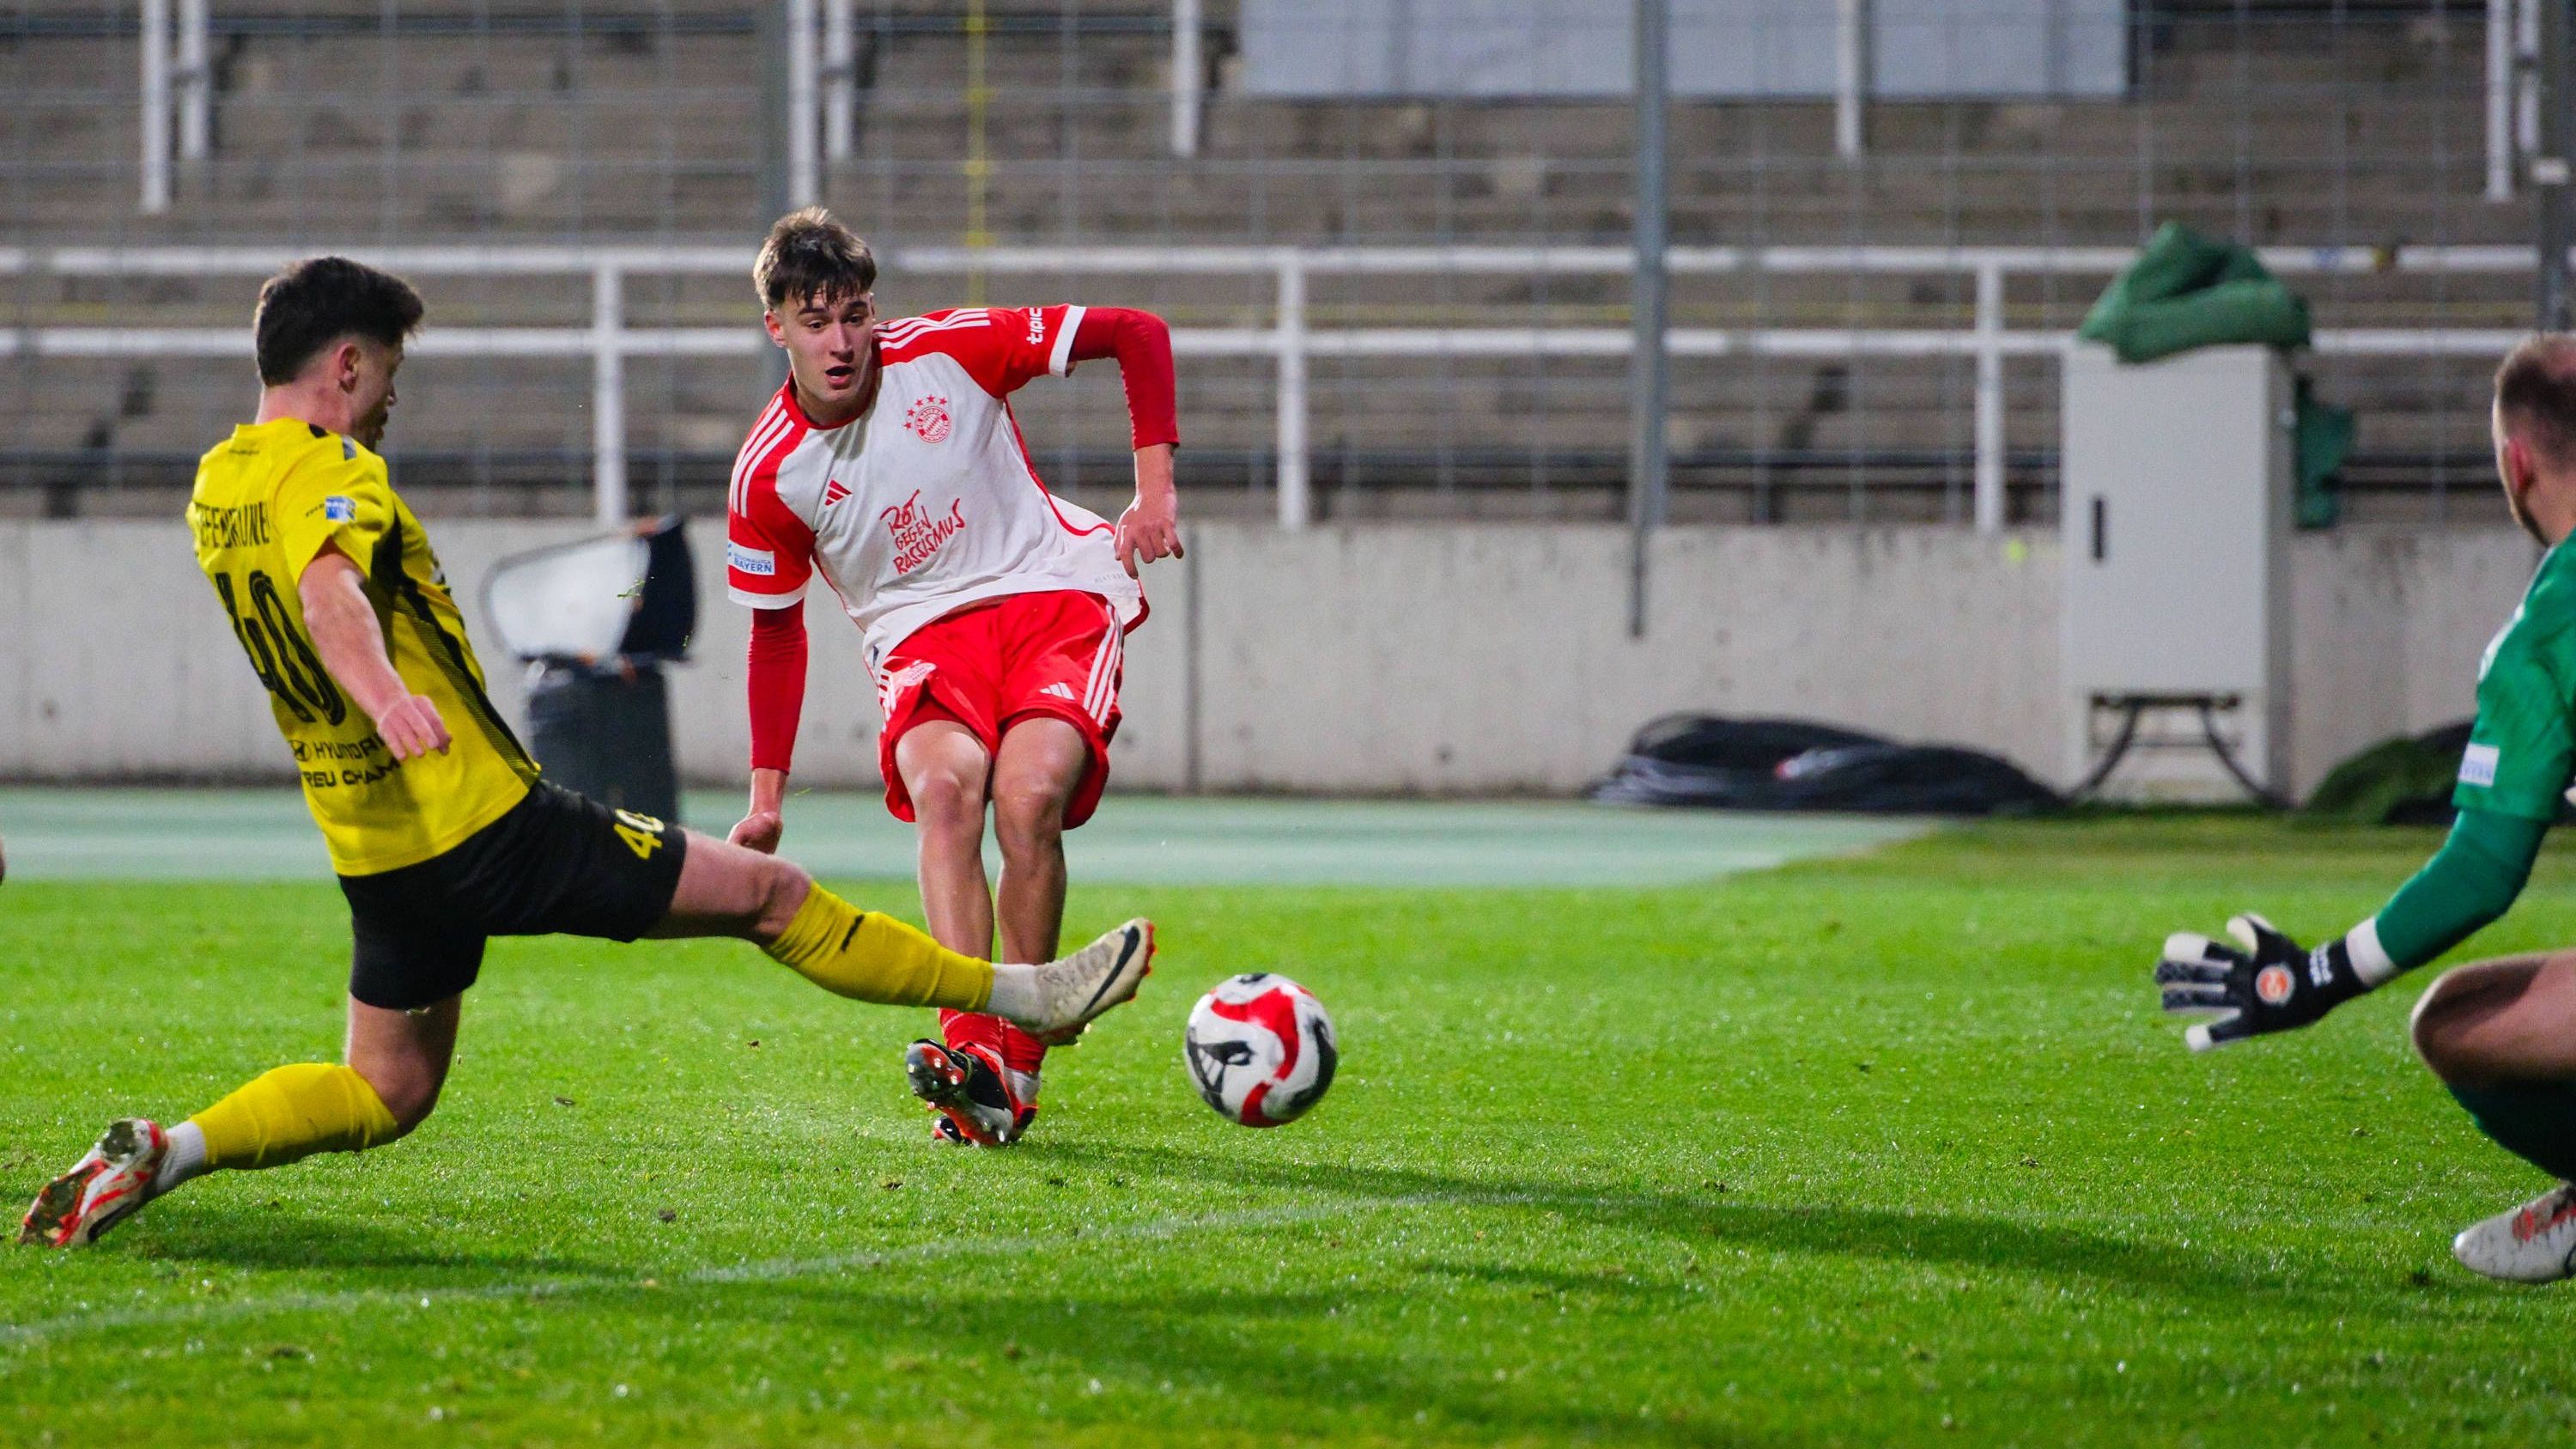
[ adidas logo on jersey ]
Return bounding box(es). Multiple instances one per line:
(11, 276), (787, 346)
(824, 478), (850, 507)
(1040, 682), (1077, 701)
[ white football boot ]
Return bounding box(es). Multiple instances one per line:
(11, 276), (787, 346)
(2452, 1183), (2576, 1283)
(1018, 918), (1155, 1046)
(19, 1118), (167, 1249)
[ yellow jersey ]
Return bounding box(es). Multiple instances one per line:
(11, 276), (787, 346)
(188, 418), (536, 875)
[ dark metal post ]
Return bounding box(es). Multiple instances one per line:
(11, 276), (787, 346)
(759, 0), (792, 391)
(2542, 0), (2575, 327)
(1627, 0), (1670, 640)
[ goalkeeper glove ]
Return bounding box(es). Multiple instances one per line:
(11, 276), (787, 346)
(2154, 914), (2367, 1051)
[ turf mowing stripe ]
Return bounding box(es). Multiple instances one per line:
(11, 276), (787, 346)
(0, 1183), (1705, 1350)
(0, 787), (1929, 886)
(0, 1194), (1467, 1348)
(1, 1184), (2274, 1356)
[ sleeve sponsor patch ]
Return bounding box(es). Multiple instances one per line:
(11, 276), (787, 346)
(2461, 742), (2501, 788)
(322, 495), (356, 522)
(1048, 303), (1086, 376)
(727, 541), (776, 576)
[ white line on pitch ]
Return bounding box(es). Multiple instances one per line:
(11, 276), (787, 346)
(0, 1194), (1488, 1349)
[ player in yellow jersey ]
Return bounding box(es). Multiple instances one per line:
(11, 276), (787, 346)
(19, 258), (1154, 1249)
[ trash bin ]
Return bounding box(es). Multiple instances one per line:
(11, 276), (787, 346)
(482, 516), (697, 824)
(524, 664), (681, 821)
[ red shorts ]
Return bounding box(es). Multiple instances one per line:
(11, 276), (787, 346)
(875, 589), (1127, 829)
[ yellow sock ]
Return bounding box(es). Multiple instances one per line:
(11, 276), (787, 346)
(764, 886), (993, 1010)
(189, 1063), (401, 1171)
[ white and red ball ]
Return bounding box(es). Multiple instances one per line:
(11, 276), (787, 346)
(1183, 973), (1338, 1127)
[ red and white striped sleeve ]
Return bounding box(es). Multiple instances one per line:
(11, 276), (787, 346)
(882, 305), (1087, 399)
(725, 399), (817, 609)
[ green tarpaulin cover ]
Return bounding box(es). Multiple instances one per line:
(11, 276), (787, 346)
(2079, 222), (2350, 527)
(2294, 374), (2354, 529)
(2077, 222), (2312, 362)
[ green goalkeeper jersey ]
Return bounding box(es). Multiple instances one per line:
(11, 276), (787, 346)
(2455, 541), (2576, 823)
(2334, 539), (2565, 983)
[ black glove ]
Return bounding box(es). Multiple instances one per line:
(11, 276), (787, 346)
(2154, 914), (2366, 1051)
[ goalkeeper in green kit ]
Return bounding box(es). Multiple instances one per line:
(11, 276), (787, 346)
(2159, 333), (2576, 1283)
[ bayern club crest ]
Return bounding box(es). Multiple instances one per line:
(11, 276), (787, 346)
(1183, 973), (1338, 1128)
(904, 393), (952, 443)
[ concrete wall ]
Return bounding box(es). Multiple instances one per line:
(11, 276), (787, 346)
(0, 519), (2538, 797)
(1166, 525), (2064, 794)
(2287, 528), (2539, 796)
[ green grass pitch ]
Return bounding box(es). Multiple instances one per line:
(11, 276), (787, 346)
(6, 814), (2576, 1446)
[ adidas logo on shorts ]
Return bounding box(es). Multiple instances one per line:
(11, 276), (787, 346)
(1041, 682), (1077, 701)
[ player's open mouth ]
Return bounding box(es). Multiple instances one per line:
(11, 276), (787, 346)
(824, 365), (854, 385)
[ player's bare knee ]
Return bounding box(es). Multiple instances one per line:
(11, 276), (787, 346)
(909, 763), (987, 832)
(383, 1087), (440, 1138)
(2412, 965), (2503, 1081)
(756, 855), (813, 941)
(2409, 980), (2460, 1078)
(354, 1062), (442, 1136)
(992, 782), (1067, 859)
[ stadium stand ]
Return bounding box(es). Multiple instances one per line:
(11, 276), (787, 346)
(0, 3), (2538, 522)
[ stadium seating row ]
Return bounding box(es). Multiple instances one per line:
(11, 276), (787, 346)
(0, 6), (2530, 521)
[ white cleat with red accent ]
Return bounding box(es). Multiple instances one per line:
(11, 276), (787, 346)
(2453, 1183), (2576, 1283)
(1018, 918), (1154, 1047)
(19, 1118), (167, 1249)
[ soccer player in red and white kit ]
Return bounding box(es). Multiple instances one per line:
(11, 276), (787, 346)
(724, 209), (1182, 1145)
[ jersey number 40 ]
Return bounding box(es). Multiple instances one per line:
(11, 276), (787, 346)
(213, 569), (349, 727)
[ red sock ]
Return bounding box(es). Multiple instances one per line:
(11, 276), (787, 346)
(940, 1009), (1006, 1059)
(995, 1020), (1048, 1078)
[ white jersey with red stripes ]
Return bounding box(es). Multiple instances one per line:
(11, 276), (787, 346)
(725, 304), (1143, 670)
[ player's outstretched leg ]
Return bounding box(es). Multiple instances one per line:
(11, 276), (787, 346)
(21, 998), (451, 1249)
(2409, 953), (2576, 1282)
(651, 827), (1152, 1040)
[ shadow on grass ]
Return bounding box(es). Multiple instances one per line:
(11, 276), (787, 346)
(552, 1275), (1785, 1449)
(123, 1203), (625, 1283)
(3, 1145), (2475, 1446)
(47, 1132), (2419, 1318)
(540, 1135), (2482, 1445)
(1027, 1138), (2350, 1304)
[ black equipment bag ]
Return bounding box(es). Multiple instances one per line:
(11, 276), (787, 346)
(1589, 713), (2060, 817)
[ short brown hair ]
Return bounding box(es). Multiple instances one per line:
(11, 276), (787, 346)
(2496, 332), (2576, 466)
(753, 207), (877, 312)
(253, 256), (424, 386)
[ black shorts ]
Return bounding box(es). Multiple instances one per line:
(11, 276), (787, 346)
(338, 782), (689, 1012)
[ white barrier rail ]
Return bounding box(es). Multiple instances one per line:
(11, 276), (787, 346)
(0, 241), (2543, 529)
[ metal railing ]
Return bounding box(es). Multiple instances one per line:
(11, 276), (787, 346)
(131, 3), (2521, 210)
(0, 240), (2538, 530)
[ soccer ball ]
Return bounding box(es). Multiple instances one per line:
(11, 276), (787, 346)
(1182, 974), (1338, 1128)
